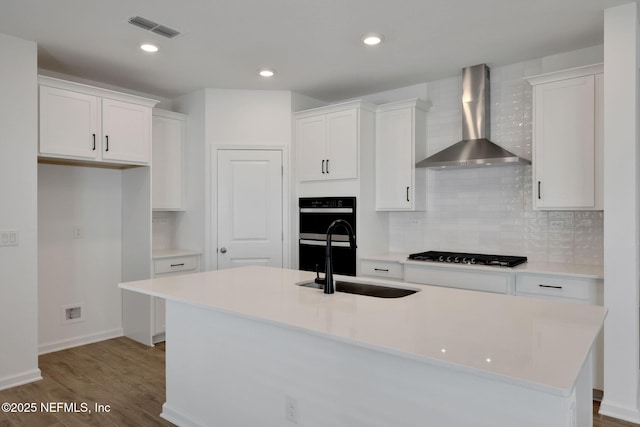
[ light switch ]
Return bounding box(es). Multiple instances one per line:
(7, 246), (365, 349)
(0, 230), (18, 247)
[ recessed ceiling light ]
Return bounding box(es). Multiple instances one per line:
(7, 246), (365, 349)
(140, 44), (159, 53)
(258, 68), (276, 77)
(362, 33), (384, 46)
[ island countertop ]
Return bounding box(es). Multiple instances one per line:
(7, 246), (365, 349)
(119, 265), (606, 397)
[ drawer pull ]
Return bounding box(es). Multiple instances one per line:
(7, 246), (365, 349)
(374, 268), (389, 272)
(538, 284), (563, 290)
(170, 263), (185, 267)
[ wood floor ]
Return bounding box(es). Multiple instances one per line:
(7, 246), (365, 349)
(0, 336), (638, 427)
(0, 337), (173, 426)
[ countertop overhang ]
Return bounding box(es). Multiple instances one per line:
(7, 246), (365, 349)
(119, 265), (606, 397)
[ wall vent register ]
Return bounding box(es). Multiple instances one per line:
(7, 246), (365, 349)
(408, 251), (527, 267)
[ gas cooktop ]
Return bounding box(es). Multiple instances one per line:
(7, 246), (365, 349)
(407, 251), (527, 268)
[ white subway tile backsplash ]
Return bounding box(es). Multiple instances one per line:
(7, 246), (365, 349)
(389, 56), (603, 265)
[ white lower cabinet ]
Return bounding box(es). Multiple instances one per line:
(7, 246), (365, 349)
(123, 251), (200, 346)
(404, 263), (514, 294)
(515, 272), (604, 392)
(152, 253), (200, 341)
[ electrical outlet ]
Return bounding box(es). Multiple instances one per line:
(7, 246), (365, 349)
(73, 225), (84, 239)
(285, 395), (298, 424)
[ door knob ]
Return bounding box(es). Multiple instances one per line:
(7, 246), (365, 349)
(219, 247), (227, 254)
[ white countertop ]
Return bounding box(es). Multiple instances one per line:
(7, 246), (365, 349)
(152, 249), (202, 259)
(119, 265), (606, 396)
(362, 253), (604, 279)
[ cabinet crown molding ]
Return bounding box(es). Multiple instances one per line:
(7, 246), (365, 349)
(295, 99), (377, 118)
(376, 98), (430, 113)
(38, 75), (158, 107)
(525, 63), (604, 86)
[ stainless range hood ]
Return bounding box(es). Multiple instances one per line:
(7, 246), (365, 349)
(416, 64), (531, 169)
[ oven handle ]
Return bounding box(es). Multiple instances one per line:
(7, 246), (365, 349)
(299, 239), (352, 247)
(300, 233), (352, 242)
(299, 207), (354, 214)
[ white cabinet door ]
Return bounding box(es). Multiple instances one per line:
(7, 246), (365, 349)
(39, 86), (100, 159)
(102, 98), (151, 164)
(152, 111), (184, 210)
(375, 100), (427, 211)
(325, 109), (358, 180)
(296, 106), (359, 182)
(296, 115), (327, 181)
(376, 107), (413, 209)
(528, 65), (603, 211)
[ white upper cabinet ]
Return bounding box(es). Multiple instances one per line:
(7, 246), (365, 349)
(152, 109), (186, 211)
(375, 99), (428, 211)
(527, 64), (603, 210)
(102, 99), (151, 164)
(296, 102), (366, 181)
(39, 86), (100, 160)
(38, 76), (157, 166)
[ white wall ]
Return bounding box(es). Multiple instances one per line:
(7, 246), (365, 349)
(0, 33), (40, 390)
(38, 164), (124, 353)
(599, 2), (640, 422)
(354, 46), (605, 265)
(171, 89), (298, 271)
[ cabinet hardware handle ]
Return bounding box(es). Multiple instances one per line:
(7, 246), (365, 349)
(170, 263), (185, 267)
(538, 284), (563, 290)
(322, 159), (325, 174)
(326, 159), (329, 173)
(406, 186), (410, 202)
(92, 133), (96, 151)
(105, 135), (109, 152)
(374, 268), (389, 272)
(538, 181), (541, 199)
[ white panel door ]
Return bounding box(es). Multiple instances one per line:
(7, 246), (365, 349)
(217, 149), (283, 269)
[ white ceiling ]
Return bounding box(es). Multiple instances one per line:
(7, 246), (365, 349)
(0, 0), (630, 102)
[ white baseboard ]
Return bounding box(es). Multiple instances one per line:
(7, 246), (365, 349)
(598, 400), (640, 424)
(0, 368), (42, 391)
(38, 328), (124, 355)
(161, 403), (203, 427)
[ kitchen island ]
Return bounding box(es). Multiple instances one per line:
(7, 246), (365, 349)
(119, 265), (606, 427)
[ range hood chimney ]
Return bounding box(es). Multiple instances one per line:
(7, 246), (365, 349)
(416, 64), (531, 169)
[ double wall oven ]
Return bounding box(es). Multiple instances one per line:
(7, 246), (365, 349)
(298, 197), (356, 276)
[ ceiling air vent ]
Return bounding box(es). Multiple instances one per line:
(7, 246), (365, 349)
(128, 16), (181, 39)
(151, 25), (180, 39)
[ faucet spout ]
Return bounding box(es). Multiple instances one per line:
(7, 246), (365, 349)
(324, 219), (356, 294)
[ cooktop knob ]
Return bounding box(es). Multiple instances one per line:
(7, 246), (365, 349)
(446, 256), (452, 262)
(470, 258), (476, 264)
(454, 256), (460, 263)
(438, 256), (445, 262)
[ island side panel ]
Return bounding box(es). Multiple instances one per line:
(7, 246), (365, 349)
(161, 300), (579, 427)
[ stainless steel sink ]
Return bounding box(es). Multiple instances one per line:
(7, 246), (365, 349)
(298, 280), (418, 298)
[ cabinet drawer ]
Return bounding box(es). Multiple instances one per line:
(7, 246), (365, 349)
(360, 260), (403, 280)
(154, 256), (198, 275)
(515, 274), (591, 300)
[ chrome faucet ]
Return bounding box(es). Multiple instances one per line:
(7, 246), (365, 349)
(324, 219), (356, 294)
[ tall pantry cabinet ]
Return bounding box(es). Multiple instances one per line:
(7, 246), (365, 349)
(37, 76), (157, 353)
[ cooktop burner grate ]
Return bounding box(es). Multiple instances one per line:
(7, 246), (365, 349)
(407, 251), (527, 267)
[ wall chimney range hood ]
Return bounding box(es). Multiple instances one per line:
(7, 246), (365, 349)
(416, 64), (531, 169)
